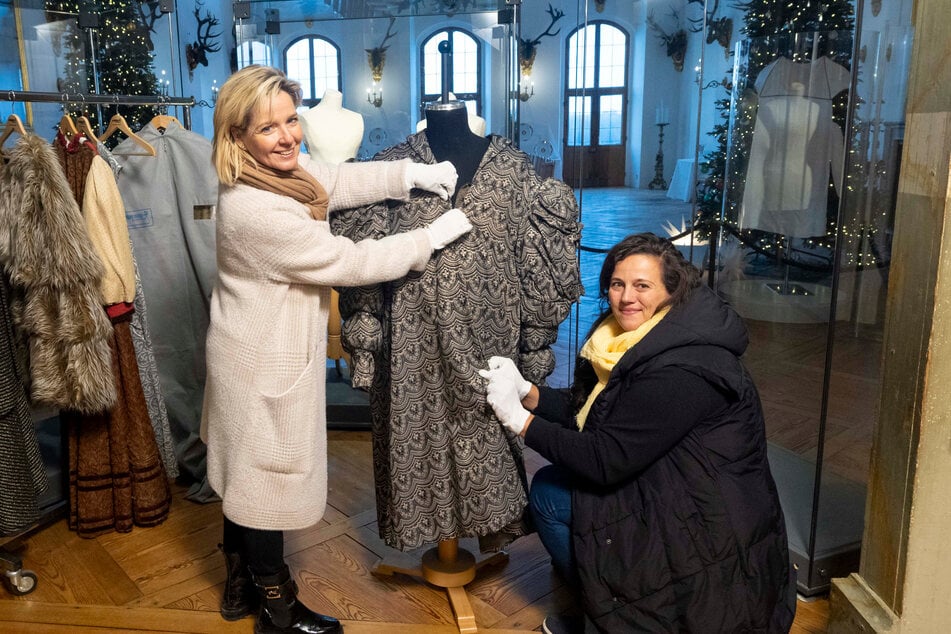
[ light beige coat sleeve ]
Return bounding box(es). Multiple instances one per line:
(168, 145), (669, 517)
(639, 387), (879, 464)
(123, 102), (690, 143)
(82, 155), (136, 304)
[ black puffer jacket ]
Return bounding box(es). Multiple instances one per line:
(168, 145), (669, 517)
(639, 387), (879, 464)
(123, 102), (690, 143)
(526, 286), (795, 633)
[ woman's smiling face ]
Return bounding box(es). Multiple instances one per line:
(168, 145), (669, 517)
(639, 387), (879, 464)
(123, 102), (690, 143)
(236, 90), (302, 172)
(608, 253), (672, 331)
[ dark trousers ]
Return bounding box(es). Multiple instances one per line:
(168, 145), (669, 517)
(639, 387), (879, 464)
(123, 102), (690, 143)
(222, 515), (284, 577)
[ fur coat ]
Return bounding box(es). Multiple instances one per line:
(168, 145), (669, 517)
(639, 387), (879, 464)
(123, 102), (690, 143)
(0, 133), (115, 413)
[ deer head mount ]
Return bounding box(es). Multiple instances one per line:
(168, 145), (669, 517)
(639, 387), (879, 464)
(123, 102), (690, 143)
(687, 0), (733, 55)
(647, 9), (688, 72)
(366, 17), (397, 83)
(185, 1), (221, 78)
(518, 4), (565, 77)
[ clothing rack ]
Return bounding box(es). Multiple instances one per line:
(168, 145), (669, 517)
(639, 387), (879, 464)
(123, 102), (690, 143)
(0, 89), (195, 130)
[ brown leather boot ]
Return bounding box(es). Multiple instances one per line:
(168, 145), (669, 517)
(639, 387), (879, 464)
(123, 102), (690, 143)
(252, 565), (342, 634)
(219, 544), (257, 621)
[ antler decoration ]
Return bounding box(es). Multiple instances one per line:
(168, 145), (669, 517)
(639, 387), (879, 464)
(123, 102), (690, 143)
(185, 1), (221, 78)
(366, 18), (397, 83)
(137, 1), (164, 34)
(686, 0), (733, 55)
(518, 4), (565, 77)
(646, 9), (688, 72)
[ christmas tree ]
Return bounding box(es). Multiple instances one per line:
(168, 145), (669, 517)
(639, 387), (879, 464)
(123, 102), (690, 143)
(45, 0), (159, 136)
(694, 0), (855, 272)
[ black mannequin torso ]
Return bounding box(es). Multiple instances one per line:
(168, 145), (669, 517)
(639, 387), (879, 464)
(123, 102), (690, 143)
(424, 104), (490, 196)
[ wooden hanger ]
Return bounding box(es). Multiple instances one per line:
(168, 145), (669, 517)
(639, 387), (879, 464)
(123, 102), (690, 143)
(58, 113), (79, 137)
(150, 114), (180, 131)
(77, 115), (99, 143)
(99, 113), (156, 156)
(0, 114), (28, 148)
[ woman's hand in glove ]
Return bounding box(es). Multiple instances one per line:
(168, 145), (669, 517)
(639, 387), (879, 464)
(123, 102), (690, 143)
(484, 356), (531, 399)
(479, 361), (533, 436)
(404, 161), (458, 200)
(425, 208), (472, 250)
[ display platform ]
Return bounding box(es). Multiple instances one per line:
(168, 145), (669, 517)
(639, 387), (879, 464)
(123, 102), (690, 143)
(720, 278), (832, 324)
(768, 443), (866, 596)
(326, 362), (371, 430)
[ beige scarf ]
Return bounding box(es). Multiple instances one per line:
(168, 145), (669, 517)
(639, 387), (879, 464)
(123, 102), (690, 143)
(575, 306), (670, 430)
(237, 158), (329, 221)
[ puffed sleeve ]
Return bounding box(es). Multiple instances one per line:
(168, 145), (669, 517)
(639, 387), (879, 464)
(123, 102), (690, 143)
(516, 175), (584, 383)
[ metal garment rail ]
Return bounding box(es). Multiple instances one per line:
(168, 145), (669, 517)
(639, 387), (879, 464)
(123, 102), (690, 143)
(0, 89), (195, 129)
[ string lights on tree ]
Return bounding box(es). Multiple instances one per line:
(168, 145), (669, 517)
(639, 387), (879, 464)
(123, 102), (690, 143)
(45, 0), (160, 138)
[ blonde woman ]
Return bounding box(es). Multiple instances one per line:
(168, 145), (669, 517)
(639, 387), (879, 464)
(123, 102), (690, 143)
(202, 65), (470, 634)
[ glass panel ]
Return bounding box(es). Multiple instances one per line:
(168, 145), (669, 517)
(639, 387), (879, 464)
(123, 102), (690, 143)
(422, 33), (446, 96)
(567, 95), (591, 146)
(311, 39), (339, 96)
(567, 25), (595, 90)
(597, 25), (626, 88)
(599, 94), (623, 145)
(285, 40), (312, 98)
(452, 32), (478, 94)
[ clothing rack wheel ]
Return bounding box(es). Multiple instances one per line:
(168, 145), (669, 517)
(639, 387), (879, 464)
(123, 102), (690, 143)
(371, 537), (509, 633)
(0, 548), (38, 596)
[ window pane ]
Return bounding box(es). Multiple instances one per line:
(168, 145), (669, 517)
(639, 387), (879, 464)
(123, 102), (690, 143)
(286, 40), (312, 99)
(599, 94), (623, 145)
(452, 31), (478, 94)
(312, 39), (339, 96)
(567, 95), (591, 146)
(423, 34), (446, 96)
(598, 25), (626, 88)
(567, 25), (596, 90)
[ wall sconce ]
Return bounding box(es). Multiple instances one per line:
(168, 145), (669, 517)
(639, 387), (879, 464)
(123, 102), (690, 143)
(518, 76), (534, 102)
(367, 82), (383, 108)
(365, 17), (396, 109)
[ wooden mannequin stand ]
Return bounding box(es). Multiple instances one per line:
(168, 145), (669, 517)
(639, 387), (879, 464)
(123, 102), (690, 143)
(372, 537), (509, 633)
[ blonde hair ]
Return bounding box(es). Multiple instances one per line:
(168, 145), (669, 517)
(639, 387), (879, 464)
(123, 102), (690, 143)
(212, 65), (303, 185)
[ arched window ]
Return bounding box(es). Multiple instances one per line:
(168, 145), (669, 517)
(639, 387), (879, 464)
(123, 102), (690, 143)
(284, 36), (341, 107)
(419, 28), (482, 121)
(563, 21), (629, 187)
(235, 40), (271, 70)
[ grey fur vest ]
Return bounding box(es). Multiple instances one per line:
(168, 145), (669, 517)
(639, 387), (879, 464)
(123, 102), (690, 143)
(0, 133), (116, 413)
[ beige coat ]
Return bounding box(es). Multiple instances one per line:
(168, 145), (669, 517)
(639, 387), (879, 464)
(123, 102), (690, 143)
(201, 155), (431, 530)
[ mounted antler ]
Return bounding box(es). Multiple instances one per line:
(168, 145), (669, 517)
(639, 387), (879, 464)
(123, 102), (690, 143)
(137, 1), (165, 34)
(518, 4), (566, 77)
(647, 9), (688, 72)
(185, 1), (221, 77)
(686, 0), (733, 52)
(365, 17), (398, 83)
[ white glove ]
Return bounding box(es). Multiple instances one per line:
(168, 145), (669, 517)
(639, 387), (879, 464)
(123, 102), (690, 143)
(479, 362), (532, 435)
(485, 356), (531, 399)
(404, 160), (458, 200)
(425, 208), (472, 250)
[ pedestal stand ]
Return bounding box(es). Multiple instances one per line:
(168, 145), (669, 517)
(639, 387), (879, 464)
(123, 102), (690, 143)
(372, 538), (509, 633)
(647, 122), (669, 190)
(766, 236), (812, 296)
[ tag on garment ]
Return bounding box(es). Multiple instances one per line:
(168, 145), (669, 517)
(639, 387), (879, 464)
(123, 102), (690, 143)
(193, 204), (216, 220)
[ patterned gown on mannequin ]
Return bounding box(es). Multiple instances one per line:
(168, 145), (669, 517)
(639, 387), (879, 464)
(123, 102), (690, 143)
(331, 133), (582, 552)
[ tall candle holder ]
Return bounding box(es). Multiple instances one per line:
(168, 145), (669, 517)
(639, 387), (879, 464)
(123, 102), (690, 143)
(647, 122), (670, 190)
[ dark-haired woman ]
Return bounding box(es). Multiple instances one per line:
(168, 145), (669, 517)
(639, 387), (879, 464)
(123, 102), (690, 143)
(480, 233), (795, 633)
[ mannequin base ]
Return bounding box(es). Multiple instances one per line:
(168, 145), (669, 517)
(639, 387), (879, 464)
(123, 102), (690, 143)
(372, 538), (509, 633)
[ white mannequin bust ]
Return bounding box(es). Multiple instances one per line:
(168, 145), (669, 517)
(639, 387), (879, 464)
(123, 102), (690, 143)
(416, 92), (487, 137)
(300, 89), (365, 165)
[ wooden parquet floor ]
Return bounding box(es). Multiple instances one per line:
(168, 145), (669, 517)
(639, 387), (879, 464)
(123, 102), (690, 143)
(1, 431), (829, 632)
(0, 188), (837, 632)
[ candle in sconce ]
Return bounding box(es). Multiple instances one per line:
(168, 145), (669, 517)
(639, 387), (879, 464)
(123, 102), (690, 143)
(656, 101), (669, 125)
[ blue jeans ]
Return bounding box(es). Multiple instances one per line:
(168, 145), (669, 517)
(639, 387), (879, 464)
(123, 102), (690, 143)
(530, 464), (578, 587)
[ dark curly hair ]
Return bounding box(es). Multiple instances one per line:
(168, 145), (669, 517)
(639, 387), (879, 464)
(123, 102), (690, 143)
(570, 232), (702, 414)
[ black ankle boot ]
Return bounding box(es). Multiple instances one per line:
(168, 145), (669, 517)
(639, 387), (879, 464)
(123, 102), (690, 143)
(220, 544), (258, 621)
(252, 565), (342, 634)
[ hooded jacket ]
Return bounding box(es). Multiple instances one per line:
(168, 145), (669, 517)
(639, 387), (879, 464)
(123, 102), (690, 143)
(526, 285), (795, 633)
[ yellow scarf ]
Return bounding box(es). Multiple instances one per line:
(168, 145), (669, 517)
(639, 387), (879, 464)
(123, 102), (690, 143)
(575, 306), (670, 430)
